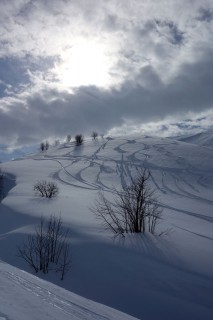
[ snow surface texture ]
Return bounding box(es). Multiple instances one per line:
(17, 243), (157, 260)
(1, 134), (213, 320)
(177, 129), (213, 148)
(0, 261), (138, 320)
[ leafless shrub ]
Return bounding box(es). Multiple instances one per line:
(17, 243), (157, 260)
(45, 141), (49, 150)
(34, 180), (59, 198)
(75, 134), (84, 146)
(40, 142), (45, 152)
(66, 134), (71, 143)
(54, 139), (60, 146)
(91, 131), (98, 140)
(18, 215), (71, 280)
(91, 169), (162, 236)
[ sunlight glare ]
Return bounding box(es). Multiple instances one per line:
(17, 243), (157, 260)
(56, 41), (112, 89)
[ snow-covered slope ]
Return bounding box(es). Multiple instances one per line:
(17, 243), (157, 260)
(177, 129), (213, 148)
(1, 135), (213, 320)
(0, 260), (138, 320)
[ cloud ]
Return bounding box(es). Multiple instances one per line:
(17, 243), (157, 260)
(0, 0), (213, 148)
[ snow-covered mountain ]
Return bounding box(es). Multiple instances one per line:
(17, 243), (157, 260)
(177, 129), (213, 148)
(1, 135), (213, 320)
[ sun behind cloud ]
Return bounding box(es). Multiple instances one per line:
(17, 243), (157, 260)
(54, 40), (114, 89)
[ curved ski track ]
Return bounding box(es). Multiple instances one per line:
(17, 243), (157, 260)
(33, 139), (213, 214)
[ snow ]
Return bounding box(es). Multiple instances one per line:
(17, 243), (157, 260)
(1, 134), (213, 320)
(0, 260), (138, 320)
(176, 129), (213, 148)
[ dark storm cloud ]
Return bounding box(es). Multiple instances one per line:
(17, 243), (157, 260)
(155, 20), (185, 45)
(198, 7), (213, 22)
(0, 0), (213, 147)
(1, 45), (213, 146)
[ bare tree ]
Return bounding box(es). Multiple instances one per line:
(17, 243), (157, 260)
(57, 242), (71, 280)
(40, 142), (45, 152)
(18, 235), (39, 273)
(91, 169), (162, 236)
(91, 131), (98, 140)
(33, 180), (59, 198)
(40, 141), (50, 152)
(54, 139), (60, 146)
(45, 141), (50, 151)
(18, 215), (71, 280)
(66, 134), (71, 143)
(75, 134), (84, 146)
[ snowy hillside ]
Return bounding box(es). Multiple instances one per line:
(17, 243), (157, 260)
(1, 135), (213, 320)
(0, 260), (138, 320)
(177, 129), (213, 148)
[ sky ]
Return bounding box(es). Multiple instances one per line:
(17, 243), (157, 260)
(0, 0), (213, 153)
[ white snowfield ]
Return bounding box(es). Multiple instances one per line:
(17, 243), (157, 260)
(0, 260), (138, 320)
(1, 133), (213, 320)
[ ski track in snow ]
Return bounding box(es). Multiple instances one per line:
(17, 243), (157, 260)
(1, 135), (213, 320)
(32, 139), (213, 215)
(0, 268), (114, 320)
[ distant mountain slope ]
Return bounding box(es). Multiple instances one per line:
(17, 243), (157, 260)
(177, 129), (213, 148)
(0, 261), (139, 320)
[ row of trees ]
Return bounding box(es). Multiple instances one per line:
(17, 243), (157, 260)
(40, 132), (104, 152)
(91, 132), (104, 140)
(69, 132), (103, 142)
(40, 134), (84, 151)
(40, 141), (50, 152)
